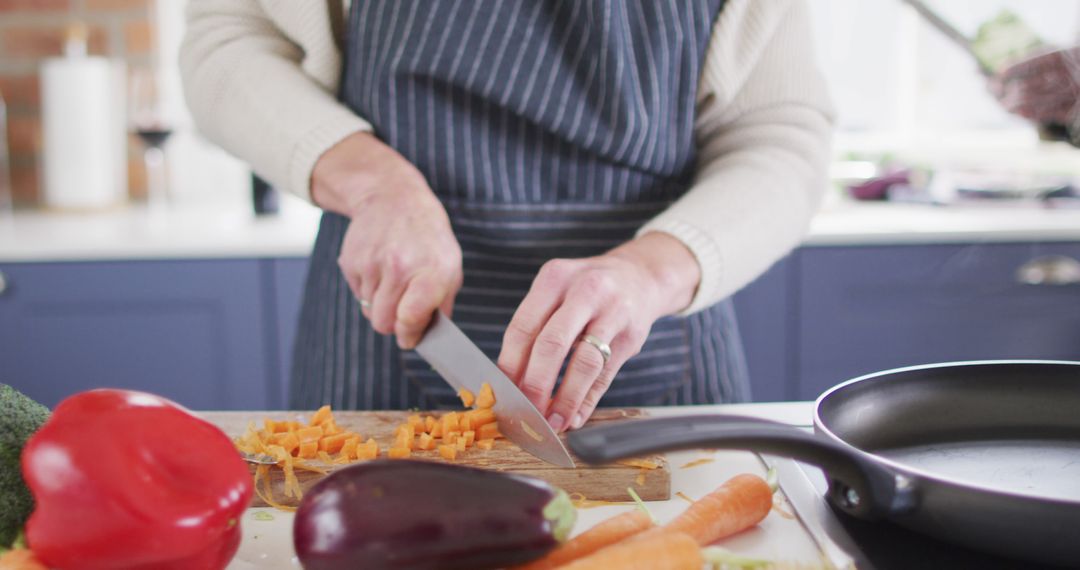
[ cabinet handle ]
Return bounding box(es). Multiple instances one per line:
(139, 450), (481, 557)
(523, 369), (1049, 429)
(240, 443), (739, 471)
(1016, 255), (1080, 286)
(0, 270), (6, 296)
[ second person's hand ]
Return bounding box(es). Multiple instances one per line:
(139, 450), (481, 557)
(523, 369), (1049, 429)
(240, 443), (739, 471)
(312, 132), (463, 349)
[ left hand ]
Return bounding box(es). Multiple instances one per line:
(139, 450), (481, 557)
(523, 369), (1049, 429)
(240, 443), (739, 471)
(497, 233), (701, 433)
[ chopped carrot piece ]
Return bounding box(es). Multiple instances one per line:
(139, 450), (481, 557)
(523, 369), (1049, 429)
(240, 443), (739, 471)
(298, 441), (318, 459)
(460, 415), (473, 431)
(478, 423), (502, 440)
(340, 437), (360, 460)
(444, 432), (458, 445)
(476, 383), (496, 409)
(318, 433), (350, 453)
(407, 414), (424, 431)
(438, 444), (457, 461)
(264, 419), (279, 434)
(468, 408), (497, 429)
(430, 420), (443, 438)
(317, 450), (334, 464)
(309, 405), (333, 426)
(322, 421), (344, 436)
(394, 429), (414, 450)
(463, 430), (476, 447)
(458, 388), (476, 408)
(476, 439), (495, 451)
(388, 447), (411, 459)
(296, 426), (323, 444)
(455, 438), (467, 452)
(417, 432), (436, 450)
(441, 412), (460, 435)
(424, 416), (437, 433)
(286, 421), (303, 432)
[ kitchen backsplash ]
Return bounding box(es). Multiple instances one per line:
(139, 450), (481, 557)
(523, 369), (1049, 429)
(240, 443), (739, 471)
(0, 0), (156, 207)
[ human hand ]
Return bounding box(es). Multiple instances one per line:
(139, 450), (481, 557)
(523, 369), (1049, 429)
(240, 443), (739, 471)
(497, 232), (701, 433)
(312, 132), (463, 349)
(990, 47), (1080, 125)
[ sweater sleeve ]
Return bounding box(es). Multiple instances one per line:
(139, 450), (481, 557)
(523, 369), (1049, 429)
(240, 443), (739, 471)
(637, 0), (835, 314)
(179, 0), (372, 202)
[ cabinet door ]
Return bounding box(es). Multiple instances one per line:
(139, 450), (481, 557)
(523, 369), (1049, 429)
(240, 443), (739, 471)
(0, 260), (269, 410)
(270, 258), (310, 407)
(733, 257), (793, 401)
(797, 243), (1080, 399)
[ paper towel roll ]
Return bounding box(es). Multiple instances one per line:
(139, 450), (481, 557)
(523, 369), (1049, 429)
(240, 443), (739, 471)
(41, 56), (126, 210)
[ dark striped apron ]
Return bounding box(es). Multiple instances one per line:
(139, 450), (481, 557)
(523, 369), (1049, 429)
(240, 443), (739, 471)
(290, 0), (750, 410)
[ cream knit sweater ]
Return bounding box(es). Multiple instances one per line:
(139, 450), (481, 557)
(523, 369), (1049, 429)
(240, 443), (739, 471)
(179, 0), (834, 313)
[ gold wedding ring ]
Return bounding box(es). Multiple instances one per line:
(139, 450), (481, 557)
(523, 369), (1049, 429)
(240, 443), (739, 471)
(582, 334), (612, 365)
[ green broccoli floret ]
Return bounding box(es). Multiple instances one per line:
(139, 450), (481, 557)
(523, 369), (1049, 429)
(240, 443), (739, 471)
(0, 384), (49, 548)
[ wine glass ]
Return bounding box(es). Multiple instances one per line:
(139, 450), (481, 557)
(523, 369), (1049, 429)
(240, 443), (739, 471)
(129, 67), (173, 213)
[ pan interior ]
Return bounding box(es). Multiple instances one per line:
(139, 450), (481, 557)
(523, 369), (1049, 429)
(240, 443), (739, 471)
(876, 439), (1080, 501)
(818, 362), (1080, 501)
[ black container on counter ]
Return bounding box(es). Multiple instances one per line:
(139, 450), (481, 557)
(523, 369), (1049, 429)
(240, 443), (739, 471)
(252, 174), (280, 215)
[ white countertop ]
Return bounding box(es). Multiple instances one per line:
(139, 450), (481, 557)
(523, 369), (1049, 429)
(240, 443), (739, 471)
(228, 402), (831, 570)
(4, 198), (1080, 263)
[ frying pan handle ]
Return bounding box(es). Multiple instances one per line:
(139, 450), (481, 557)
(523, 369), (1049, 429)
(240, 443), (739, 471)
(568, 415), (917, 520)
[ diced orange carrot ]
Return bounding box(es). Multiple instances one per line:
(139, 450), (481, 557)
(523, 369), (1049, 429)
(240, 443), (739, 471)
(476, 383), (496, 409)
(407, 414), (424, 431)
(322, 422), (344, 436)
(309, 405), (333, 426)
(394, 429), (414, 450)
(264, 419), (279, 434)
(476, 439), (495, 451)
(455, 438), (467, 452)
(444, 432), (458, 445)
(298, 441), (318, 459)
(340, 437), (360, 459)
(468, 408), (497, 429)
(431, 420), (444, 438)
(460, 414), (474, 431)
(318, 433), (350, 453)
(438, 444), (457, 460)
(355, 438), (379, 460)
(458, 388), (476, 408)
(296, 426), (323, 443)
(441, 412), (460, 435)
(478, 423), (503, 440)
(424, 416), (437, 433)
(388, 447), (411, 459)
(417, 432), (436, 450)
(463, 430), (476, 447)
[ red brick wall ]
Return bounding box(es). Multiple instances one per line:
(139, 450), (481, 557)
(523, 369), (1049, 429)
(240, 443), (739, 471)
(0, 0), (155, 206)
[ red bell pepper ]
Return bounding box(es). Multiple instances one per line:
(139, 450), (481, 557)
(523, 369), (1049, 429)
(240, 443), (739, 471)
(20, 390), (253, 569)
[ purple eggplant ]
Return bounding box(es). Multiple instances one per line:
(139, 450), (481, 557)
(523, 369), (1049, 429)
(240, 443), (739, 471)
(293, 460), (576, 570)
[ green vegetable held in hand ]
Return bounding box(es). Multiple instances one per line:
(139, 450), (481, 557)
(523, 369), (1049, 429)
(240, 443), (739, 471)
(0, 385), (49, 548)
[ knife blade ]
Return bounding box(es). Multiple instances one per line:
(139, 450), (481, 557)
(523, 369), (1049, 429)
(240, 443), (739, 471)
(414, 312), (575, 468)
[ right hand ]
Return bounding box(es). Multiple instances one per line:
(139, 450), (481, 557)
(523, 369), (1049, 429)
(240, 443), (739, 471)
(312, 132), (463, 349)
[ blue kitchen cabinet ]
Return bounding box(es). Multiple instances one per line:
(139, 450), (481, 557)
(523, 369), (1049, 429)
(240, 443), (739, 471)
(0, 260), (272, 410)
(796, 243), (1080, 399)
(270, 257), (310, 407)
(733, 258), (793, 401)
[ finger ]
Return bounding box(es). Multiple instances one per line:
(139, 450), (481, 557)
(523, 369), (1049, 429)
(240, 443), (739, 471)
(518, 303), (595, 431)
(370, 270), (406, 335)
(570, 335), (638, 430)
(498, 259), (578, 384)
(545, 314), (623, 432)
(395, 270), (451, 349)
(439, 271), (463, 320)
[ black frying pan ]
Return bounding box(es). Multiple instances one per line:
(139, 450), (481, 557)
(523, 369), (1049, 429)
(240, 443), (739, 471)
(567, 360), (1080, 566)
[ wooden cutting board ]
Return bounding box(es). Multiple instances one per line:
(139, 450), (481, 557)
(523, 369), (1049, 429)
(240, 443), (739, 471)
(202, 408), (670, 508)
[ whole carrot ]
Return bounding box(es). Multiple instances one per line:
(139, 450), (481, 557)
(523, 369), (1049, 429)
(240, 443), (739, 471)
(514, 510), (655, 570)
(553, 531), (701, 570)
(661, 473), (773, 545)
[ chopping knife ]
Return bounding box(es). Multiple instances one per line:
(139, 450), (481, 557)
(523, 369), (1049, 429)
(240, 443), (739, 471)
(900, 0), (995, 77)
(415, 311), (575, 468)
